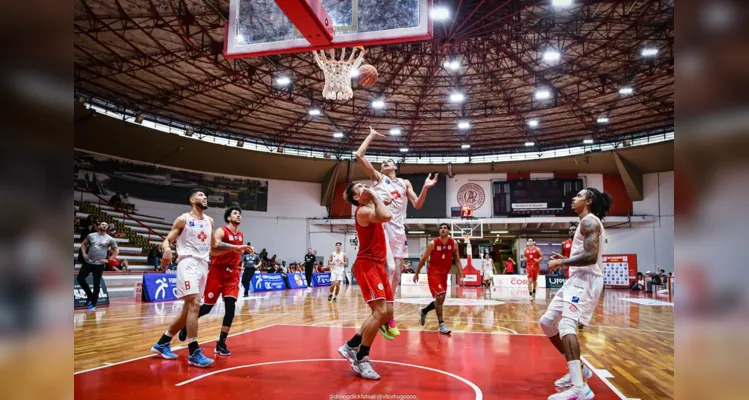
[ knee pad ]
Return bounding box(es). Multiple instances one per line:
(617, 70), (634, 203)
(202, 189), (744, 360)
(222, 298), (236, 327)
(539, 312), (560, 337)
(198, 303), (214, 317)
(558, 316), (578, 339)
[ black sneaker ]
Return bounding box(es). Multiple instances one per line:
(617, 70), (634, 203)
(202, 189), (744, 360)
(178, 326), (187, 342)
(328, 294), (333, 301)
(214, 341), (231, 356)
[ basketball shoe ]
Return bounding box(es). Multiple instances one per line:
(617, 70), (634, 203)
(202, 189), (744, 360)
(187, 348), (214, 368)
(555, 363), (593, 391)
(386, 320), (400, 337)
(151, 342), (177, 359)
(352, 356), (381, 380)
(547, 383), (594, 400)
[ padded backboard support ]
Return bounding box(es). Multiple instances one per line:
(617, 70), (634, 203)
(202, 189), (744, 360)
(273, 0), (334, 46)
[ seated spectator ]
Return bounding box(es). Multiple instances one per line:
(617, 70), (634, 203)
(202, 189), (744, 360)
(629, 272), (645, 290)
(109, 192), (123, 209)
(148, 244), (163, 271)
(106, 249), (129, 272)
(121, 193), (136, 213)
(645, 271), (661, 293)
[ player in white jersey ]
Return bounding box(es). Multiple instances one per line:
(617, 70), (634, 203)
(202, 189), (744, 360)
(151, 189), (246, 368)
(355, 127), (438, 337)
(327, 242), (348, 302)
(481, 253), (495, 288)
(539, 188), (612, 400)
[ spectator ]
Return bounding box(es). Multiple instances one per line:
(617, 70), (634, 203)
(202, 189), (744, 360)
(106, 248), (129, 272)
(121, 193), (135, 213)
(78, 221), (119, 310)
(260, 248), (268, 261)
(629, 272), (645, 290)
(109, 192), (122, 209)
(645, 271), (661, 293)
(148, 245), (163, 271)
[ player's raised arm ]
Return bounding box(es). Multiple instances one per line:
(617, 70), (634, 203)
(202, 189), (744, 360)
(355, 127), (385, 181)
(161, 215), (186, 269)
(405, 173), (439, 209)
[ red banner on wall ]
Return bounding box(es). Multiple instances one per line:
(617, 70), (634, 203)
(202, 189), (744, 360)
(461, 254), (482, 287)
(602, 254), (638, 288)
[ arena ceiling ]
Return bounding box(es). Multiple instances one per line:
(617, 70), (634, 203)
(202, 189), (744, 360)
(74, 0), (674, 157)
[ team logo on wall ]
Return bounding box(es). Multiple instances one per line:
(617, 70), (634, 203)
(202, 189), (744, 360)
(457, 183), (485, 210)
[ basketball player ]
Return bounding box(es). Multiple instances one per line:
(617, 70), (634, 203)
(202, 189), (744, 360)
(524, 238), (543, 299)
(337, 182), (394, 380)
(413, 223), (464, 334)
(562, 224), (585, 331)
(481, 253), (494, 288)
(150, 189), (232, 368)
(356, 126), (438, 337)
(540, 188), (612, 400)
(328, 242), (348, 302)
(176, 207), (250, 356)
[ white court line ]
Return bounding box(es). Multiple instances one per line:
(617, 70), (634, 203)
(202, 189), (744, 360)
(278, 323), (541, 337)
(309, 317), (519, 335)
(174, 358), (484, 400)
(580, 355), (640, 400)
(74, 324), (277, 375)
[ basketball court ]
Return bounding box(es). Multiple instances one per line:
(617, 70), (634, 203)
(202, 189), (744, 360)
(74, 0), (674, 399)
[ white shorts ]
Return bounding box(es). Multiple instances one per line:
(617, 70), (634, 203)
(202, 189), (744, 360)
(483, 271), (494, 280)
(547, 272), (604, 326)
(330, 270), (345, 282)
(175, 257), (209, 298)
(384, 222), (408, 266)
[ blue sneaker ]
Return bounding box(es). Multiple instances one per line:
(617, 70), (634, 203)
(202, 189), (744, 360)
(187, 348), (214, 368)
(87, 303), (96, 310)
(151, 342), (178, 360)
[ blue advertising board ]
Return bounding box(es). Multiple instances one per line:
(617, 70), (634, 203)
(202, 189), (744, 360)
(312, 272), (331, 287)
(286, 272), (309, 289)
(142, 273), (179, 302)
(250, 273), (287, 292)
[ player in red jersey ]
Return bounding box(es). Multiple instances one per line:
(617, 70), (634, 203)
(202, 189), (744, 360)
(413, 223), (464, 334)
(524, 238), (543, 299)
(177, 206), (249, 356)
(337, 182), (393, 380)
(561, 224), (576, 279)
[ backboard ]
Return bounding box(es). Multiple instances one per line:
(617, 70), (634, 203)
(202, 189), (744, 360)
(225, 0), (433, 58)
(451, 220), (483, 241)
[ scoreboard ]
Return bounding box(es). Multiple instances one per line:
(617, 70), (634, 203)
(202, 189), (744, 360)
(493, 178), (584, 216)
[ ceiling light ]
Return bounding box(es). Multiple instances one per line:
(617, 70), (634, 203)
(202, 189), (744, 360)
(542, 49), (561, 62)
(408, 230), (425, 234)
(619, 87), (634, 95)
(641, 47), (659, 57)
(525, 142), (536, 147)
(308, 109), (321, 116)
(389, 127), (401, 136)
(449, 93), (465, 103)
(333, 132), (344, 138)
(461, 144), (471, 149)
(490, 231), (509, 234)
(457, 121), (471, 130)
(527, 119), (539, 128)
(276, 76), (291, 86)
(552, 0), (573, 7)
(444, 60), (461, 71)
(596, 116), (609, 124)
(350, 68), (360, 77)
(372, 99), (385, 109)
(185, 129), (194, 137)
(236, 140), (244, 147)
(534, 89), (551, 100)
(399, 148), (409, 153)
(432, 7), (450, 20)
(134, 115), (144, 124)
(583, 139), (594, 144)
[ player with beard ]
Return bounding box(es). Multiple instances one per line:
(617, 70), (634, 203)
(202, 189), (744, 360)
(355, 127), (438, 338)
(151, 189), (239, 367)
(176, 206), (250, 356)
(541, 188), (611, 399)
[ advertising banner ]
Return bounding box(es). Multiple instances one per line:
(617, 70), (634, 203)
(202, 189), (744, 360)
(142, 273), (179, 302)
(312, 272), (331, 287)
(545, 276), (566, 289)
(286, 272), (309, 289)
(250, 273), (287, 292)
(602, 254), (638, 288)
(74, 274), (110, 307)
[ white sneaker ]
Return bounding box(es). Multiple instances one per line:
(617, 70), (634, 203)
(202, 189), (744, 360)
(555, 364), (593, 391)
(337, 343), (357, 363)
(548, 384), (594, 400)
(438, 322), (451, 334)
(351, 356), (381, 380)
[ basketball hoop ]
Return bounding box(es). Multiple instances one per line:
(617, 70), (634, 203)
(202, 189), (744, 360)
(312, 46), (365, 101)
(462, 232), (472, 244)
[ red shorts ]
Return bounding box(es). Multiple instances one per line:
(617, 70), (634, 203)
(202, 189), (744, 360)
(354, 259), (393, 303)
(527, 265), (540, 280)
(204, 264), (240, 305)
(427, 270), (449, 298)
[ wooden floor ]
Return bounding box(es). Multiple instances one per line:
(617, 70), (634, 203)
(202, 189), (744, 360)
(74, 284), (674, 399)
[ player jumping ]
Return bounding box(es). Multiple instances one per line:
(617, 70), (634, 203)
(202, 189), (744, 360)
(355, 126), (438, 338)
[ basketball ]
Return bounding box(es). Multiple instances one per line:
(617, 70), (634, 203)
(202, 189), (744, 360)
(358, 64), (378, 87)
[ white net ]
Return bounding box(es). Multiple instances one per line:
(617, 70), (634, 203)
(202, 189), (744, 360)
(312, 47), (365, 101)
